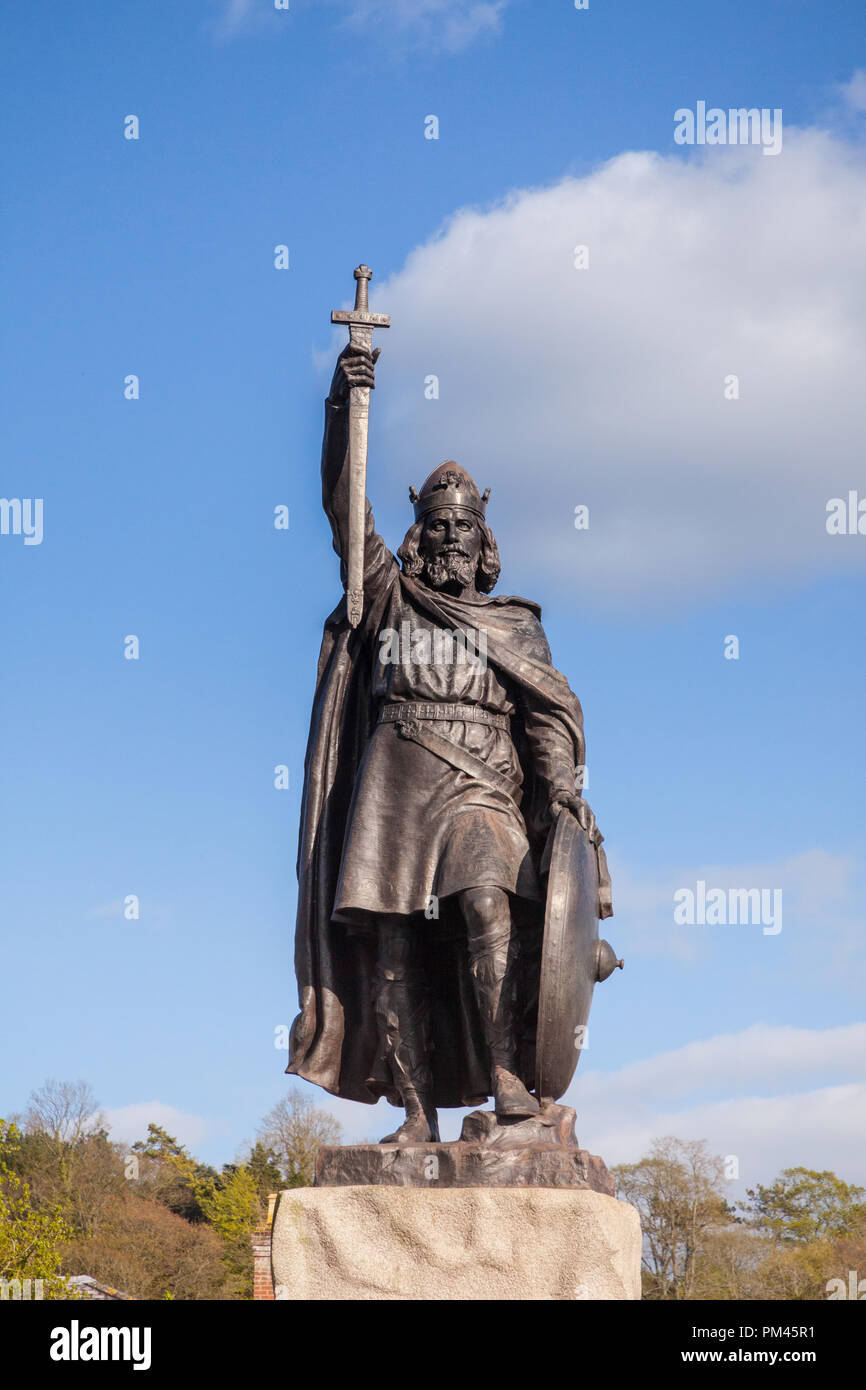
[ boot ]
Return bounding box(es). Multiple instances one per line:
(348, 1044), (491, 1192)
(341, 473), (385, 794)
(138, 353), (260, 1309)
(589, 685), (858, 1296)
(374, 924), (440, 1144)
(469, 920), (540, 1119)
(380, 1083), (440, 1145)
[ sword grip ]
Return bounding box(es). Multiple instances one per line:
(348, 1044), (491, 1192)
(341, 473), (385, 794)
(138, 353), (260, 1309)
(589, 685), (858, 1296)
(353, 264), (372, 312)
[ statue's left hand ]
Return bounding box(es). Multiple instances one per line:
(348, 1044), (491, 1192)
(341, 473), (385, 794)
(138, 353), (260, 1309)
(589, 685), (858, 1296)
(548, 793), (601, 844)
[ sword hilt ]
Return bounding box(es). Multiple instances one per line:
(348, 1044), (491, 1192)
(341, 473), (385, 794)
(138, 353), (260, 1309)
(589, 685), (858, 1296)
(331, 264), (390, 332)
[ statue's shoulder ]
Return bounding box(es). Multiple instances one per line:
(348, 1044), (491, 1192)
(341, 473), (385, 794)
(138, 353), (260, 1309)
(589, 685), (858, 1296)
(484, 593), (543, 622)
(479, 594), (551, 661)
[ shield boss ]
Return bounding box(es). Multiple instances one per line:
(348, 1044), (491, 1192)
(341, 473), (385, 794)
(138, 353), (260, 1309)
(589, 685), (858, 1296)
(535, 811), (600, 1100)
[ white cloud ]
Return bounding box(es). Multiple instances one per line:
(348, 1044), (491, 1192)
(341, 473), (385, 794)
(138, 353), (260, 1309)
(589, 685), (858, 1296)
(103, 1101), (209, 1150)
(569, 1024), (866, 1185)
(334, 0), (507, 52)
(587, 1084), (866, 1189)
(213, 0), (262, 39)
(368, 127), (866, 609)
(85, 900), (124, 920)
(214, 0), (507, 51)
(838, 69), (866, 115)
(579, 1022), (866, 1105)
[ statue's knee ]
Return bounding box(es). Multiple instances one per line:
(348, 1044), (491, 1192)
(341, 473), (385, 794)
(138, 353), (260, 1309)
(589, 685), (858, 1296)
(461, 886), (509, 931)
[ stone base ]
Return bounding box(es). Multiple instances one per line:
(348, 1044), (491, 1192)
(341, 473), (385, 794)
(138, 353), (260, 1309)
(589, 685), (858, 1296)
(271, 1187), (642, 1300)
(315, 1103), (614, 1192)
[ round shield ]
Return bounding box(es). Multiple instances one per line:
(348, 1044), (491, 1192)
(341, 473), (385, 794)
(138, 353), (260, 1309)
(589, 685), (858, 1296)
(535, 812), (600, 1101)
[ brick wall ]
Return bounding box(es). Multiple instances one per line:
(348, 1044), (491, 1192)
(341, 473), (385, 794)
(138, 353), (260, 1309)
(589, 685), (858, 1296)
(252, 1193), (278, 1300)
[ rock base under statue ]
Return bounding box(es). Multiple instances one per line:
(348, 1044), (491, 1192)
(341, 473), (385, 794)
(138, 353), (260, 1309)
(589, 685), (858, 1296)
(315, 1102), (614, 1192)
(270, 1107), (640, 1300)
(271, 1186), (641, 1300)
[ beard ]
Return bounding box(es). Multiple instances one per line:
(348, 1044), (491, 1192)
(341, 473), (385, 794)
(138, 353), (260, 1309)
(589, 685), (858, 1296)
(422, 551), (476, 590)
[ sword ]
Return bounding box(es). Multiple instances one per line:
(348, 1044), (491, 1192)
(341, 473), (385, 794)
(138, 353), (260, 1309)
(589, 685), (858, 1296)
(331, 265), (390, 628)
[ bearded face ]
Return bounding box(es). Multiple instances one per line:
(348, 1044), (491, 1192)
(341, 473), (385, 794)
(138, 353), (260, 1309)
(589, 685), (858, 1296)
(418, 507), (482, 590)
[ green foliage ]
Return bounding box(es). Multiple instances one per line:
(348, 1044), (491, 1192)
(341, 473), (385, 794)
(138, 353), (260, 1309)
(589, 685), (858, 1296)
(0, 1120), (75, 1299)
(192, 1166), (262, 1299)
(245, 1143), (285, 1202)
(195, 1166), (261, 1242)
(613, 1145), (866, 1302)
(131, 1123), (188, 1161)
(741, 1168), (866, 1244)
(132, 1123), (218, 1224)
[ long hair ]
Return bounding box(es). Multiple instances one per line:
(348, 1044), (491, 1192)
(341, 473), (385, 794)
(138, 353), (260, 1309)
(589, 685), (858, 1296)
(397, 518), (501, 595)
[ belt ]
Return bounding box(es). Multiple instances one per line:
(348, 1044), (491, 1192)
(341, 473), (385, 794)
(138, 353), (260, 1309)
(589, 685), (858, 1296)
(378, 702), (510, 731)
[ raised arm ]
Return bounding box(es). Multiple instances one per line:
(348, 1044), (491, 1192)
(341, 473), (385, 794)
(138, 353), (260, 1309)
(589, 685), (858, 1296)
(321, 344), (395, 600)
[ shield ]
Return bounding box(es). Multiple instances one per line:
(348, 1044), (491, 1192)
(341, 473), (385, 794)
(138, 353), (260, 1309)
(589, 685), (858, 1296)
(534, 812), (601, 1101)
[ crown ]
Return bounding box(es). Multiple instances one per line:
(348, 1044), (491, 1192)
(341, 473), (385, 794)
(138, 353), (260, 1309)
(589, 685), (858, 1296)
(409, 462), (490, 522)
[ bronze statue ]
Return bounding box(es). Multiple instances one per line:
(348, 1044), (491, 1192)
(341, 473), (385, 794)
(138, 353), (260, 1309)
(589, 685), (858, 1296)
(287, 268), (616, 1146)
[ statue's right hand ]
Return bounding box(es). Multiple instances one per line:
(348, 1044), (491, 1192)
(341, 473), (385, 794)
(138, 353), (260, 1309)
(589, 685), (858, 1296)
(329, 344), (379, 404)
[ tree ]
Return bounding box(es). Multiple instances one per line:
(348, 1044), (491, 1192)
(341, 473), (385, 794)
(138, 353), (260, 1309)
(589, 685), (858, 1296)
(16, 1082), (126, 1242)
(256, 1090), (342, 1187)
(5, 1086), (289, 1300)
(24, 1079), (104, 1148)
(192, 1167), (261, 1299)
(613, 1137), (733, 1300)
(688, 1225), (775, 1301)
(131, 1123), (217, 1224)
(131, 1123), (188, 1162)
(741, 1168), (866, 1244)
(244, 1142), (285, 1204)
(0, 1121), (73, 1298)
(61, 1194), (231, 1301)
(750, 1238), (837, 1301)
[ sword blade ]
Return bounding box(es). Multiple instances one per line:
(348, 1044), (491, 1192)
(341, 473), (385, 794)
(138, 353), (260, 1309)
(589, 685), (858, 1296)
(330, 266), (389, 628)
(346, 370), (370, 628)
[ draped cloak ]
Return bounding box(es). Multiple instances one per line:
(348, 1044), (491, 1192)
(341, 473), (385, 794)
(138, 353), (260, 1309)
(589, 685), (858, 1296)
(287, 400), (612, 1109)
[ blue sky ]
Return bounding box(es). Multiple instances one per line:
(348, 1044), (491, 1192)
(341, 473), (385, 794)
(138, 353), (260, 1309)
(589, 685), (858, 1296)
(2, 0), (864, 1193)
